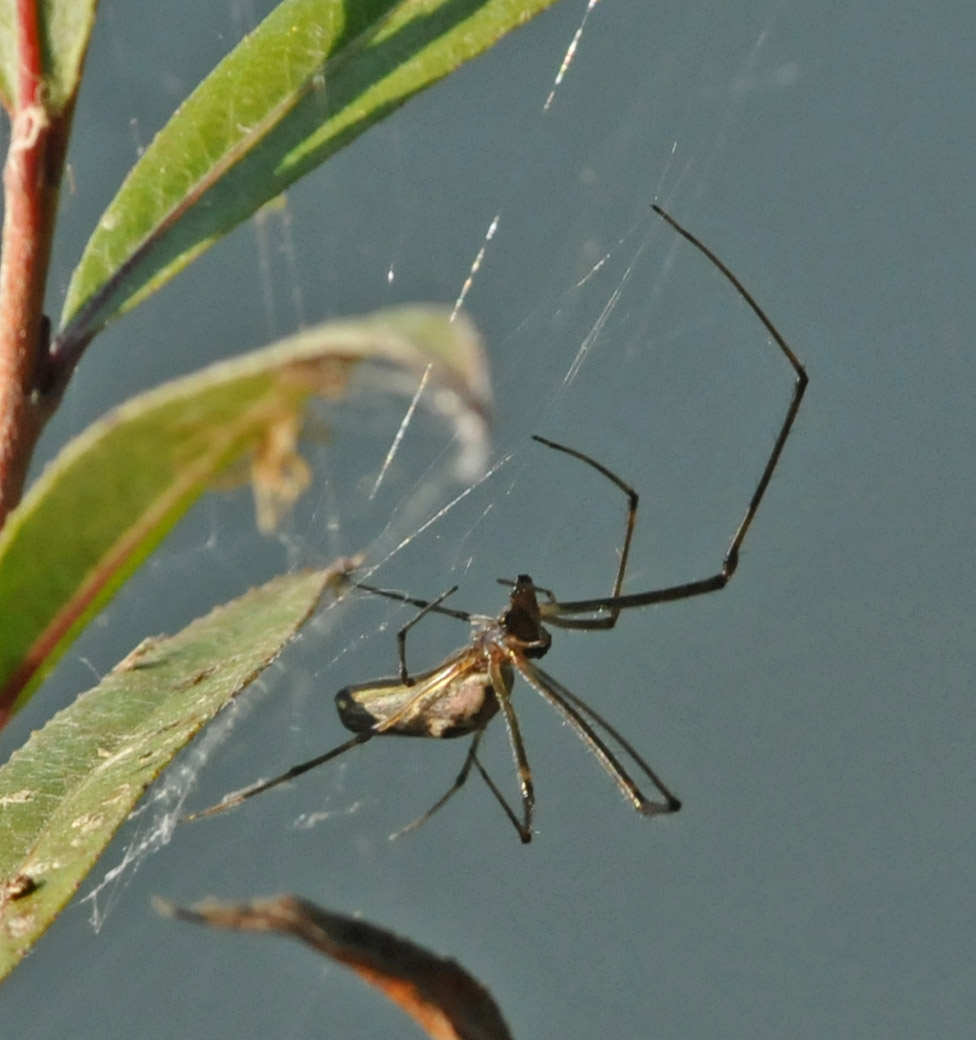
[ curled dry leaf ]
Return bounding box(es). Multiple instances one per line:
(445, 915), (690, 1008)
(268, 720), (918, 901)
(157, 894), (514, 1040)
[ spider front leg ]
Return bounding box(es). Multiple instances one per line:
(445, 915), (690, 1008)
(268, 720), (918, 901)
(535, 205), (806, 625)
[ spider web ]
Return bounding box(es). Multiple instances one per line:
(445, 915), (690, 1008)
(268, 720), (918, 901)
(3, 2), (805, 1038)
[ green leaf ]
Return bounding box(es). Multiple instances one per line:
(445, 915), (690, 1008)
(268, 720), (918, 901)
(0, 305), (490, 722)
(58, 0), (562, 345)
(0, 563), (351, 983)
(0, 0), (98, 112)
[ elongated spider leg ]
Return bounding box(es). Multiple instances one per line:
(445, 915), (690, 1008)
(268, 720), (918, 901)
(184, 732), (372, 821)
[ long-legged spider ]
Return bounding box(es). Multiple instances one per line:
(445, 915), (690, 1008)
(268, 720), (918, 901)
(189, 204), (807, 842)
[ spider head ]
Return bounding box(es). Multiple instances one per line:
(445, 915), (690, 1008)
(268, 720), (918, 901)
(502, 574), (552, 659)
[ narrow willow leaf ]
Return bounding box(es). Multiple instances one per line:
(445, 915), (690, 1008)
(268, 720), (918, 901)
(159, 894), (515, 1040)
(59, 0), (562, 346)
(0, 305), (490, 722)
(0, 563), (351, 982)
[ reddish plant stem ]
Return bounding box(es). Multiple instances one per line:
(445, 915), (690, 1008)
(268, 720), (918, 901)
(0, 0), (63, 526)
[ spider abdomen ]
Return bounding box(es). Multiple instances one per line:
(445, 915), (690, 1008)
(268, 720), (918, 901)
(335, 656), (512, 739)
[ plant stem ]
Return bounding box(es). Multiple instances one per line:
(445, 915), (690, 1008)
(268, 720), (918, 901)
(0, 0), (68, 526)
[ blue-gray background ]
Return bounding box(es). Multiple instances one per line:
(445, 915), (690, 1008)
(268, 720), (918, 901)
(2, 1), (973, 1037)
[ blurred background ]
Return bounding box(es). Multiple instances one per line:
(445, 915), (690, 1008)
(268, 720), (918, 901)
(1, 1), (973, 1037)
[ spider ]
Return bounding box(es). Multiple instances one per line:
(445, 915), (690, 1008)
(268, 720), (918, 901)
(189, 205), (807, 842)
